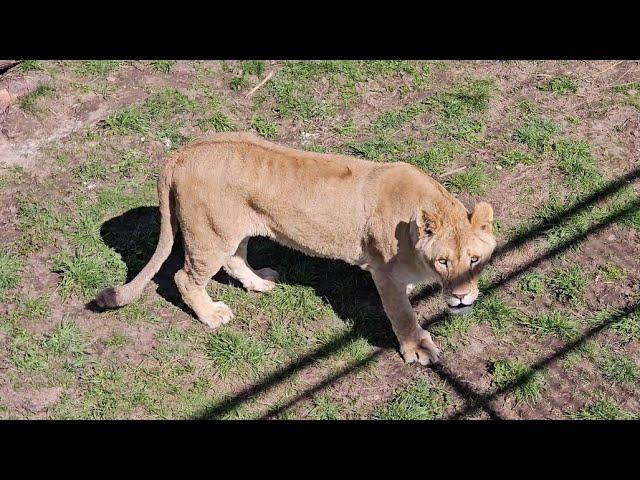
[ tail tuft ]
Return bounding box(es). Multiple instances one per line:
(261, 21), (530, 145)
(94, 286), (129, 309)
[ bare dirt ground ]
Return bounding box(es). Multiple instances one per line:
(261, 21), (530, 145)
(0, 60), (639, 419)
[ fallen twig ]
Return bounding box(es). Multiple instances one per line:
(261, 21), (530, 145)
(439, 165), (467, 178)
(605, 63), (638, 88)
(245, 70), (275, 98)
(609, 80), (640, 89)
(596, 60), (624, 76)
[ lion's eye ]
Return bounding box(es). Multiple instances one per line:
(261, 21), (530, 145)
(438, 259), (448, 266)
(471, 256), (480, 264)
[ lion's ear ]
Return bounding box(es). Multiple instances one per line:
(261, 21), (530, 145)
(410, 209), (441, 243)
(470, 202), (494, 233)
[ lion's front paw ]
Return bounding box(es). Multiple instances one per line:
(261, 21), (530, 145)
(400, 330), (441, 366)
(199, 302), (234, 329)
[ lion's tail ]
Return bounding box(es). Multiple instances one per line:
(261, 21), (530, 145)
(94, 158), (178, 309)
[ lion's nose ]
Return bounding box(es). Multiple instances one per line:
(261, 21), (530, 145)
(452, 293), (467, 300)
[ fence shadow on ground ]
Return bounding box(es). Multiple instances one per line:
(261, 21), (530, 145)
(96, 167), (640, 419)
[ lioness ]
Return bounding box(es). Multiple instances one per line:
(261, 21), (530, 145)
(95, 132), (496, 365)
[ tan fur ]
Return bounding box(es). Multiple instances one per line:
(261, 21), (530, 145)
(95, 132), (496, 365)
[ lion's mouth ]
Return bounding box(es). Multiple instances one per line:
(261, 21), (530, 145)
(447, 303), (473, 315)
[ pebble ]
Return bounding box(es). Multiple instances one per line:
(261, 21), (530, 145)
(496, 165), (503, 170)
(607, 234), (616, 242)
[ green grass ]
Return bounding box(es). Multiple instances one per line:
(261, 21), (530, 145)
(308, 395), (342, 420)
(0, 165), (24, 189)
(111, 150), (148, 179)
(103, 333), (129, 347)
(0, 251), (22, 294)
(250, 117), (278, 138)
(10, 329), (49, 371)
(230, 75), (250, 91)
(104, 107), (149, 135)
(541, 76), (578, 95)
(205, 329), (270, 378)
(75, 60), (123, 76)
(570, 398), (637, 420)
(21, 296), (50, 320)
(548, 265), (587, 305)
(267, 318), (307, 354)
(598, 263), (624, 282)
(499, 149), (536, 168)
(44, 320), (88, 370)
(115, 300), (158, 324)
(472, 295), (521, 333)
(316, 328), (373, 364)
(53, 248), (125, 299)
(526, 188), (632, 248)
(104, 88), (194, 137)
(445, 164), (493, 195)
(198, 112), (235, 132)
(598, 353), (639, 384)
(518, 99), (536, 116)
(266, 61), (424, 120)
(430, 313), (475, 351)
(15, 200), (62, 252)
(241, 60), (265, 77)
(514, 116), (560, 152)
(613, 82), (640, 110)
(518, 273), (547, 296)
(258, 283), (336, 324)
(149, 60), (175, 73)
(562, 341), (599, 371)
(371, 103), (425, 133)
(74, 155), (108, 184)
(19, 60), (44, 72)
(553, 140), (601, 191)
(78, 364), (138, 419)
(521, 312), (580, 340)
(20, 85), (54, 112)
(334, 120), (358, 137)
(428, 77), (495, 142)
(591, 308), (640, 343)
(374, 379), (449, 420)
(406, 141), (459, 174)
(349, 137), (406, 160)
(490, 359), (543, 405)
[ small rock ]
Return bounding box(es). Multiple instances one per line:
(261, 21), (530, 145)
(496, 165), (503, 170)
(607, 234), (616, 242)
(86, 182), (97, 190)
(140, 136), (145, 142)
(163, 138), (172, 149)
(106, 76), (116, 83)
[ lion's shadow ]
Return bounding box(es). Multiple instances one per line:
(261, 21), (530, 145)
(98, 206), (443, 349)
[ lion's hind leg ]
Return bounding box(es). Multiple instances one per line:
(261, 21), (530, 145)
(224, 238), (279, 293)
(174, 229), (236, 329)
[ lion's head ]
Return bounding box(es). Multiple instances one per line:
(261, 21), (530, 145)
(410, 201), (496, 314)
